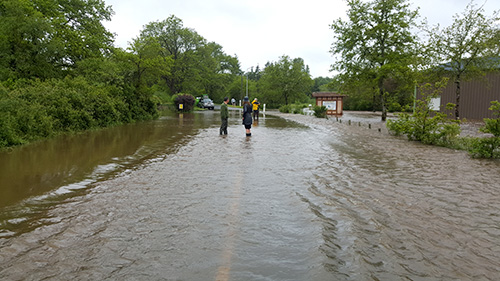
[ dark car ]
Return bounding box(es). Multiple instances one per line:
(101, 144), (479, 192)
(198, 98), (214, 110)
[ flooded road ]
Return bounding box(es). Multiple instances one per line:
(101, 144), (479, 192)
(1, 110), (499, 280)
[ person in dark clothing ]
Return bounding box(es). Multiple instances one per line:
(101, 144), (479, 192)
(242, 96), (253, 136)
(220, 97), (229, 135)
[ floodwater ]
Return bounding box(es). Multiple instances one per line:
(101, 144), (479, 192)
(1, 110), (499, 280)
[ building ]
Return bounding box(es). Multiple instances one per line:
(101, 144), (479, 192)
(312, 92), (345, 116)
(434, 71), (500, 120)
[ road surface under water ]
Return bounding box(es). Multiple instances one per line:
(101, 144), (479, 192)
(0, 110), (499, 280)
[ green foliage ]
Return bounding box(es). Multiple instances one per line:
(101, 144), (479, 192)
(480, 101), (500, 137)
(172, 94), (195, 112)
(313, 106), (328, 118)
(278, 103), (309, 114)
(279, 104), (291, 113)
(331, 0), (419, 121)
(424, 3), (500, 119)
(467, 137), (500, 159)
(387, 80), (461, 145)
(0, 3), (242, 148)
(139, 15), (240, 97)
(465, 101), (500, 158)
(344, 94), (374, 111)
(312, 77), (334, 93)
(259, 56), (313, 107)
(388, 102), (402, 113)
(0, 0), (114, 81)
(0, 77), (158, 149)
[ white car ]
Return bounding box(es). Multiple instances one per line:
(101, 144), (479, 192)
(198, 98), (214, 110)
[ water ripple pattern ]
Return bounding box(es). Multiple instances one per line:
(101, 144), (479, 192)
(1, 111), (499, 280)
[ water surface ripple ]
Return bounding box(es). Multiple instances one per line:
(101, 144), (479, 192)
(0, 111), (499, 280)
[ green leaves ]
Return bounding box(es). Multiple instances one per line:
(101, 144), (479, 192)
(139, 15), (240, 99)
(259, 56), (313, 106)
(424, 2), (500, 119)
(480, 101), (500, 137)
(0, 0), (114, 81)
(331, 0), (420, 120)
(387, 78), (461, 145)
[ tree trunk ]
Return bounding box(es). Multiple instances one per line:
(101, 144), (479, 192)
(379, 80), (386, 122)
(373, 88), (377, 112)
(455, 76), (460, 120)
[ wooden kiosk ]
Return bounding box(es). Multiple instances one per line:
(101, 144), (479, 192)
(312, 92), (345, 116)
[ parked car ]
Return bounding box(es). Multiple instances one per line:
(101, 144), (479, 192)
(198, 98), (214, 110)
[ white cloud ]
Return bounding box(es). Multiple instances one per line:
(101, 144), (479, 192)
(103, 0), (499, 78)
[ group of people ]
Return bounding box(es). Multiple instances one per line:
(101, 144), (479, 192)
(219, 96), (260, 137)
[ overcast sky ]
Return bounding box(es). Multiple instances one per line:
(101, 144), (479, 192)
(102, 0), (498, 78)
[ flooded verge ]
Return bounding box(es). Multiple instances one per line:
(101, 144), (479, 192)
(1, 110), (499, 280)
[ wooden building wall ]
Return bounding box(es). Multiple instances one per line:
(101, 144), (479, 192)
(439, 72), (500, 120)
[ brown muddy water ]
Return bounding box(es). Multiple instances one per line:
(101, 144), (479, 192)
(1, 110), (499, 280)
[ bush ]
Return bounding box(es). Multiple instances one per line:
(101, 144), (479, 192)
(279, 103), (309, 114)
(467, 137), (500, 159)
(466, 101), (500, 158)
(388, 102), (402, 113)
(0, 77), (160, 149)
(387, 81), (460, 145)
(480, 101), (500, 137)
(313, 105), (328, 118)
(172, 94), (195, 112)
(279, 104), (291, 113)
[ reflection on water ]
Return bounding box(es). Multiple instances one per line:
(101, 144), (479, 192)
(0, 113), (189, 207)
(1, 111), (499, 280)
(0, 112), (212, 237)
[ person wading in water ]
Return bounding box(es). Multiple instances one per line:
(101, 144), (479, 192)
(242, 96), (253, 137)
(220, 97), (229, 135)
(251, 98), (260, 120)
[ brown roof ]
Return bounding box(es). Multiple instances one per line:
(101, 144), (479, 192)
(311, 92), (345, 97)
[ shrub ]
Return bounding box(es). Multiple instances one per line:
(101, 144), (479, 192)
(388, 102), (402, 113)
(278, 103), (309, 114)
(480, 101), (500, 137)
(313, 105), (328, 118)
(279, 104), (291, 113)
(387, 80), (460, 145)
(468, 137), (500, 159)
(466, 101), (500, 158)
(0, 77), (160, 149)
(172, 94), (195, 112)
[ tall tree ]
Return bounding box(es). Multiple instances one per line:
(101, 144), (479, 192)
(259, 56), (313, 106)
(330, 0), (419, 121)
(140, 16), (202, 95)
(312, 76), (334, 93)
(193, 41), (240, 102)
(0, 0), (114, 81)
(425, 1), (500, 119)
(126, 37), (173, 92)
(140, 15), (239, 98)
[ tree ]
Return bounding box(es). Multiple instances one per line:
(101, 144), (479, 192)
(140, 16), (203, 95)
(312, 76), (334, 93)
(193, 42), (240, 102)
(425, 1), (500, 119)
(0, 0), (114, 81)
(140, 15), (240, 99)
(259, 56), (313, 107)
(330, 0), (419, 121)
(126, 37), (172, 92)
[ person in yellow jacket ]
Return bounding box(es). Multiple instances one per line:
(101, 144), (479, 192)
(251, 98), (260, 120)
